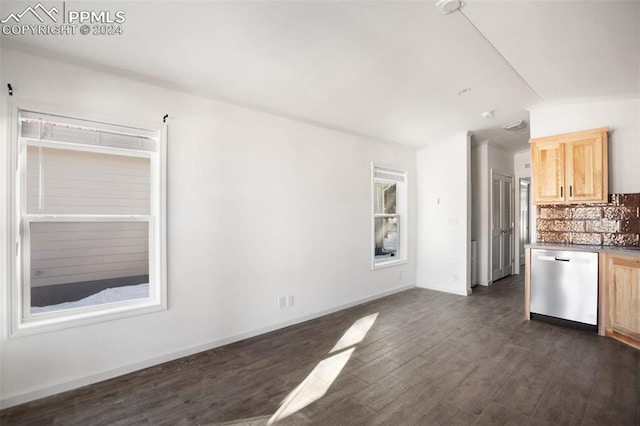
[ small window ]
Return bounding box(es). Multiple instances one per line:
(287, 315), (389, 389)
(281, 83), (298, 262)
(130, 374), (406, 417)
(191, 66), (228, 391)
(9, 109), (166, 334)
(372, 166), (407, 268)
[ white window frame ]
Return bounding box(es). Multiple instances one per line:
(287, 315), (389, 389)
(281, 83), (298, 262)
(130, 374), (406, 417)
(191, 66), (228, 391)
(372, 164), (408, 269)
(7, 103), (167, 337)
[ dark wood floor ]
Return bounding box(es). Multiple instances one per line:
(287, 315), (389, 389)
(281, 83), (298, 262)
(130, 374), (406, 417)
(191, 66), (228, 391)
(2, 274), (638, 425)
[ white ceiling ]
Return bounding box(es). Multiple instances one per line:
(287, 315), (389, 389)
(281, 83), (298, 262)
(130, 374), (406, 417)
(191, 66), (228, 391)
(1, 1), (639, 151)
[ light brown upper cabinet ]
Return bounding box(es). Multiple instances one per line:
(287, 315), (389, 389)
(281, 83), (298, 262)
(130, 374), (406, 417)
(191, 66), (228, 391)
(530, 127), (608, 204)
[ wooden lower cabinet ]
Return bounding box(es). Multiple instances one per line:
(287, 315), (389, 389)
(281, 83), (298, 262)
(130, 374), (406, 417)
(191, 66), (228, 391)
(605, 254), (640, 350)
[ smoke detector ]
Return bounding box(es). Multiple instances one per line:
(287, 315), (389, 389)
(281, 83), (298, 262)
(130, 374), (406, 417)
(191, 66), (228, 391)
(436, 0), (464, 15)
(503, 120), (528, 131)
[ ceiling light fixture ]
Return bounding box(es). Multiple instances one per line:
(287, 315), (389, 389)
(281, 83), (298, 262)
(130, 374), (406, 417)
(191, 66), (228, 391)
(481, 110), (494, 119)
(435, 0), (464, 15)
(503, 120), (528, 131)
(457, 88), (471, 95)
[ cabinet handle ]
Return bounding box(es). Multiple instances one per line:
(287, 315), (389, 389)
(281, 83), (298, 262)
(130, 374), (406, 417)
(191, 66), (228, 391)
(570, 185), (572, 197)
(560, 186), (563, 197)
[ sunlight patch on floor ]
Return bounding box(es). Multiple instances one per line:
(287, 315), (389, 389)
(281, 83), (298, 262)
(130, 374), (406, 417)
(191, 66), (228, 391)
(267, 348), (354, 425)
(267, 312), (379, 424)
(330, 312), (378, 354)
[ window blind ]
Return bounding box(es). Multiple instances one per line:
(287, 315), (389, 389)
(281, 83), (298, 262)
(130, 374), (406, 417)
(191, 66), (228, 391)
(19, 110), (158, 152)
(25, 146), (151, 215)
(374, 168), (405, 182)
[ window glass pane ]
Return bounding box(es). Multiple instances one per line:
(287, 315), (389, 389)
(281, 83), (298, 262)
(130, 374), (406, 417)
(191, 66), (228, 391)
(29, 221), (149, 314)
(374, 216), (399, 259)
(374, 182), (397, 215)
(26, 146), (150, 215)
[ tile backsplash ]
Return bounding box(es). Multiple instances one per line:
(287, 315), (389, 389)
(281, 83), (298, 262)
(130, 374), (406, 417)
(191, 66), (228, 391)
(536, 193), (640, 246)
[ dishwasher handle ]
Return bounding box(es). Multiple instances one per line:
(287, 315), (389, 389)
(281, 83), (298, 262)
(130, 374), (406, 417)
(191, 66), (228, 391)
(538, 255), (571, 262)
(536, 253), (595, 265)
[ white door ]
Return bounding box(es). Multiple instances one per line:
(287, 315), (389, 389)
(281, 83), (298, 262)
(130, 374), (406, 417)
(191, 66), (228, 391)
(491, 172), (514, 281)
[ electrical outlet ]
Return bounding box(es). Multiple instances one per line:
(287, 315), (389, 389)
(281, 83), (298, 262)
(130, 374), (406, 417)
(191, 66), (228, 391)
(288, 295), (295, 307)
(453, 273), (459, 282)
(278, 296), (286, 309)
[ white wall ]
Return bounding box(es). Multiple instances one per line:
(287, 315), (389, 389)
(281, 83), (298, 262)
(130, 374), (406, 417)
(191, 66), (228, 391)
(416, 132), (470, 296)
(470, 141), (514, 286)
(529, 98), (640, 193)
(513, 149), (531, 179)
(0, 48), (418, 407)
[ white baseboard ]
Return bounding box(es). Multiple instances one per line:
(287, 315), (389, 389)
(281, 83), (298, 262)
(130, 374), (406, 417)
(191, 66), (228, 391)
(0, 282), (416, 410)
(477, 280), (492, 287)
(416, 282), (470, 296)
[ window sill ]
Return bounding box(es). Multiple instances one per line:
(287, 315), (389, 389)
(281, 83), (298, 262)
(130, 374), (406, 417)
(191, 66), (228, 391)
(10, 298), (166, 338)
(373, 258), (408, 270)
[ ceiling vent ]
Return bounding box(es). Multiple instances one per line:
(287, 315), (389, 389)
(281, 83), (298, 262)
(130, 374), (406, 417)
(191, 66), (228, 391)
(435, 0), (464, 15)
(503, 120), (528, 131)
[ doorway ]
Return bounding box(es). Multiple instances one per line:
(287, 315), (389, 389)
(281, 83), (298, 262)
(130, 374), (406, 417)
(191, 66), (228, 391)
(519, 178), (531, 266)
(491, 171), (514, 281)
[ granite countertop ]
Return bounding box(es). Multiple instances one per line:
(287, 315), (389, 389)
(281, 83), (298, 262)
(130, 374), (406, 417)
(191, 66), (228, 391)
(526, 243), (640, 256)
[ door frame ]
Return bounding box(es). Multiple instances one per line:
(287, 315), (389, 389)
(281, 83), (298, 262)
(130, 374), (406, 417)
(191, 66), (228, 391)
(489, 169), (515, 282)
(518, 178), (531, 266)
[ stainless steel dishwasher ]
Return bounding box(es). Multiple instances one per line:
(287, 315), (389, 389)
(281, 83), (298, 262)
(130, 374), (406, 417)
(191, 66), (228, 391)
(530, 249), (598, 329)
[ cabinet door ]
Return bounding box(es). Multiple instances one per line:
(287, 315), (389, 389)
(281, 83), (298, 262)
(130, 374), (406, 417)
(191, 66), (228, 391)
(565, 132), (607, 203)
(608, 255), (640, 348)
(531, 141), (565, 204)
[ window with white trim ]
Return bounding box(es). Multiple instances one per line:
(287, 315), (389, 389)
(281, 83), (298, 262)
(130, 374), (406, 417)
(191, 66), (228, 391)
(10, 109), (166, 334)
(372, 166), (407, 268)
